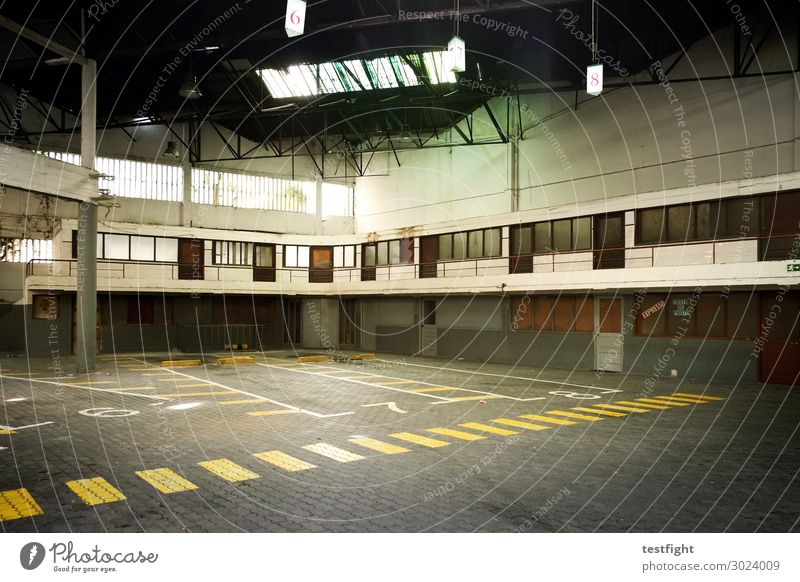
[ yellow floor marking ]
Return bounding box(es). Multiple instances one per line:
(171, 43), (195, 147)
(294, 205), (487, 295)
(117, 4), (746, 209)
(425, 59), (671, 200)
(159, 383), (217, 389)
(614, 400), (670, 410)
(594, 403), (651, 413)
(0, 429), (16, 434)
(389, 432), (450, 448)
(135, 468), (198, 494)
(446, 395), (505, 402)
(348, 437), (411, 455)
(318, 369), (361, 375)
(247, 409), (301, 416)
(66, 477), (127, 506)
(219, 399), (265, 405)
(157, 391), (233, 398)
(374, 380), (418, 385)
(335, 376), (377, 380)
(157, 378), (211, 383)
(0, 488), (43, 521)
(672, 392), (726, 401)
(65, 381), (114, 386)
(651, 396), (707, 405)
(105, 386), (161, 392)
(519, 414), (578, 426)
(412, 386), (455, 393)
(459, 422), (519, 436)
(198, 459), (259, 482)
(635, 398), (689, 407)
(302, 443), (365, 463)
(546, 410), (605, 422)
(492, 418), (551, 431)
(254, 451), (316, 471)
(426, 427), (486, 441)
(571, 407), (627, 417)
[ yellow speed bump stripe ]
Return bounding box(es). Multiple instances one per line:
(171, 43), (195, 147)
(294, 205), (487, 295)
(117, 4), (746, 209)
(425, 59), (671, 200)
(66, 477), (127, 506)
(520, 414), (577, 426)
(302, 443), (365, 463)
(459, 422), (519, 436)
(135, 468), (198, 494)
(614, 400), (670, 410)
(254, 451), (316, 471)
(492, 418), (551, 431)
(160, 360), (202, 367)
(389, 432), (450, 448)
(672, 392), (726, 401)
(297, 355), (330, 363)
(217, 356), (255, 365)
(571, 407), (627, 417)
(0, 429), (16, 434)
(426, 428), (486, 441)
(199, 459), (259, 482)
(0, 488), (43, 522)
(546, 411), (605, 422)
(652, 395), (710, 404)
(594, 403), (650, 413)
(348, 437), (411, 455)
(635, 398), (690, 407)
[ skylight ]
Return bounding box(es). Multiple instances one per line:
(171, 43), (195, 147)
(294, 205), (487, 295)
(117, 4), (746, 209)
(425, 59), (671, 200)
(257, 51), (458, 98)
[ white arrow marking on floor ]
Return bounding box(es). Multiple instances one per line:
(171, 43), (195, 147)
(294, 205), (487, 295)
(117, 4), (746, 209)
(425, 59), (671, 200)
(0, 421), (54, 431)
(360, 402), (407, 414)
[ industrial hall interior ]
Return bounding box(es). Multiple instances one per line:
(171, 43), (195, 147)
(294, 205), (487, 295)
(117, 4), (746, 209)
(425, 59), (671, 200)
(0, 0), (798, 534)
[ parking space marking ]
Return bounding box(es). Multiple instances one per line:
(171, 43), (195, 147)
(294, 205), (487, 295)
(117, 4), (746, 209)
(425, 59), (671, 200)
(426, 428), (486, 441)
(64, 381), (115, 386)
(157, 391), (233, 398)
(459, 422), (519, 436)
(136, 468), (199, 494)
(247, 409), (302, 417)
(0, 376), (170, 401)
(594, 403), (650, 413)
(219, 399), (265, 406)
(614, 400), (670, 410)
(348, 437), (411, 455)
(302, 443), (365, 463)
(652, 396), (709, 405)
(388, 432), (450, 448)
(0, 488), (43, 522)
(546, 411), (605, 422)
(412, 386), (455, 393)
(672, 392), (726, 401)
(198, 459), (259, 482)
(254, 451), (316, 471)
(571, 407), (627, 417)
(66, 477), (127, 506)
(636, 398), (690, 407)
(0, 429), (15, 434)
(492, 418), (551, 431)
(520, 414), (578, 426)
(374, 380), (418, 385)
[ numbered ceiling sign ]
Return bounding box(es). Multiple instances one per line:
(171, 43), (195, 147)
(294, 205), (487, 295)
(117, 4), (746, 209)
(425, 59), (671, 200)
(285, 0), (306, 38)
(448, 36), (466, 73)
(586, 63), (603, 96)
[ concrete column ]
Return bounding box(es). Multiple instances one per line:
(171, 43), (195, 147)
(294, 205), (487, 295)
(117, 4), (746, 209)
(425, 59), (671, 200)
(76, 59), (97, 373)
(181, 158), (192, 226)
(314, 175), (323, 234)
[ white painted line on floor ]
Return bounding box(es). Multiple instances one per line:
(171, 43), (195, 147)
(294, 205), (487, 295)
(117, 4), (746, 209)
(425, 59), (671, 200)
(0, 375), (170, 401)
(0, 422), (54, 431)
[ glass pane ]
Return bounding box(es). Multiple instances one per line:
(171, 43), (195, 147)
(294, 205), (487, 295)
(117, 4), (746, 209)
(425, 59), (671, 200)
(485, 228), (501, 256)
(399, 239), (414, 264)
(452, 232), (467, 260)
(667, 205), (695, 242)
(533, 222), (551, 253)
(695, 201), (720, 240)
(334, 246), (344, 267)
(377, 241), (388, 265)
(439, 234), (452, 260)
(312, 248), (332, 268)
(285, 245), (297, 267)
(297, 246), (309, 268)
(638, 208), (664, 244)
(636, 295), (667, 335)
(105, 234), (129, 260)
(389, 239), (401, 264)
(468, 230), (484, 258)
(255, 245), (273, 267)
(512, 226), (531, 255)
(533, 296), (553, 331)
(364, 245), (376, 267)
(552, 220), (572, 251)
(667, 294), (696, 335)
(573, 218), (591, 250)
(155, 238), (178, 262)
(725, 197), (758, 238)
(130, 236), (154, 261)
(553, 297), (574, 331)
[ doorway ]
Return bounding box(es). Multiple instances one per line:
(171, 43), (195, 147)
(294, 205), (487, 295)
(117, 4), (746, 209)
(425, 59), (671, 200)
(253, 243), (276, 282)
(593, 213), (625, 270)
(178, 238), (204, 280)
(419, 236), (438, 279)
(309, 246), (333, 283)
(595, 296), (623, 372)
(419, 299), (437, 356)
(282, 299), (302, 347)
(339, 298), (358, 347)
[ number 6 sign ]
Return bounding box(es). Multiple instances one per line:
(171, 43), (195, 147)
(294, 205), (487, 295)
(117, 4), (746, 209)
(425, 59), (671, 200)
(586, 63), (603, 96)
(285, 0), (306, 38)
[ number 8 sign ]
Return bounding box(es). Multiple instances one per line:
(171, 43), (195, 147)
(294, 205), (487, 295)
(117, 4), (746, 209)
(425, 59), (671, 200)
(285, 0), (306, 37)
(586, 63), (603, 96)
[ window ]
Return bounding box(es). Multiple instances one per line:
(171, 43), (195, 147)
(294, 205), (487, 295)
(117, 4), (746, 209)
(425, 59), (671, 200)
(760, 191), (800, 260)
(363, 238), (413, 266)
(1, 238), (53, 263)
(528, 295), (595, 332)
(635, 292), (758, 338)
(573, 217), (592, 250)
(552, 220), (571, 252)
(130, 236), (155, 261)
(334, 245), (356, 268)
(284, 245), (309, 268)
(511, 217), (591, 258)
(363, 245), (376, 267)
(533, 296), (554, 331)
(72, 232), (178, 262)
(155, 238), (178, 262)
(32, 294), (57, 320)
(254, 245), (274, 268)
(440, 229), (499, 260)
(667, 205), (695, 242)
(452, 233), (467, 260)
(213, 241), (253, 266)
(533, 222), (551, 253)
(468, 230), (483, 258)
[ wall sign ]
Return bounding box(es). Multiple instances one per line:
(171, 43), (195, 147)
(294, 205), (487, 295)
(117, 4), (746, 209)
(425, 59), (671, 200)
(640, 299), (666, 320)
(285, 0), (306, 37)
(586, 63), (603, 96)
(788, 264), (800, 272)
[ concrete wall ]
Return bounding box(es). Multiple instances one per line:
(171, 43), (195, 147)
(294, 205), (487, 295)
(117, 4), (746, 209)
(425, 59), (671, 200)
(302, 297), (339, 350)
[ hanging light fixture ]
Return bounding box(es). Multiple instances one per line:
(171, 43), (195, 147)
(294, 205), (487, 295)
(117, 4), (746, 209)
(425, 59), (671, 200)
(178, 75), (202, 99)
(586, 0), (603, 96)
(447, 0), (465, 73)
(163, 141), (180, 158)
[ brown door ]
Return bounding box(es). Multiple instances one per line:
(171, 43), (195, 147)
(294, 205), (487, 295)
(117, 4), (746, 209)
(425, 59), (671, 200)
(593, 213), (625, 270)
(309, 246), (333, 283)
(420, 235), (438, 278)
(758, 292), (800, 385)
(253, 243), (276, 282)
(178, 239), (204, 280)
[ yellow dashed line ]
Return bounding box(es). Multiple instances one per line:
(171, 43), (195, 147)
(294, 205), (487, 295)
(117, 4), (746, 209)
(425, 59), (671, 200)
(302, 443), (365, 463)
(198, 459), (259, 482)
(105, 386), (161, 392)
(0, 429), (16, 435)
(348, 437), (411, 455)
(247, 409), (301, 417)
(389, 432), (450, 448)
(652, 396), (708, 405)
(635, 398), (689, 407)
(546, 411), (605, 422)
(66, 477), (127, 506)
(446, 395), (505, 402)
(374, 380), (418, 385)
(0, 488), (43, 522)
(672, 392), (726, 401)
(335, 376), (377, 380)
(219, 399), (265, 406)
(426, 427), (486, 441)
(520, 414), (577, 426)
(593, 403), (650, 413)
(412, 386), (455, 393)
(492, 418), (551, 431)
(459, 422), (519, 436)
(571, 407), (627, 417)
(614, 400), (670, 410)
(135, 468), (198, 494)
(157, 391), (233, 398)
(65, 381), (114, 386)
(254, 451), (316, 471)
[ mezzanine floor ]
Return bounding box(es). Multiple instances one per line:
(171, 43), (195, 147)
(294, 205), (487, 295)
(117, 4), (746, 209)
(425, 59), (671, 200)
(1, 351), (798, 532)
